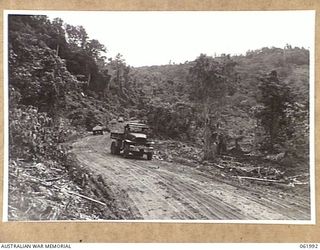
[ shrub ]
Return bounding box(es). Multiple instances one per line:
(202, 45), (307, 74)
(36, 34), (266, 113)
(9, 105), (66, 161)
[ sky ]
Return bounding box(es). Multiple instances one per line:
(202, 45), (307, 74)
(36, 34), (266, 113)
(35, 11), (314, 66)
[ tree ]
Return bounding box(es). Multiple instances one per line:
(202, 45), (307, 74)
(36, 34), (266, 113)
(85, 39), (107, 61)
(46, 18), (67, 56)
(188, 54), (236, 160)
(283, 101), (309, 160)
(65, 24), (88, 49)
(108, 53), (130, 93)
(84, 39), (110, 95)
(255, 70), (293, 152)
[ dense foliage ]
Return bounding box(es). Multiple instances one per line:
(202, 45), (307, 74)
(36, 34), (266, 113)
(131, 48), (310, 164)
(8, 15), (138, 160)
(187, 54), (237, 159)
(255, 70), (294, 152)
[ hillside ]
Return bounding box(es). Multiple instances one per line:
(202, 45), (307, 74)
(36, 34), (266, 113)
(130, 47), (309, 151)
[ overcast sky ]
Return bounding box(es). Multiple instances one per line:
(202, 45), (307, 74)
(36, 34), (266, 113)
(38, 11), (314, 66)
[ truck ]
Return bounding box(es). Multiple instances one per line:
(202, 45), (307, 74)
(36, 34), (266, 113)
(92, 125), (104, 135)
(110, 122), (154, 160)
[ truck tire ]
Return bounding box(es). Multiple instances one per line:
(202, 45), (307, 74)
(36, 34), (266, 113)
(147, 152), (153, 160)
(111, 141), (116, 155)
(115, 145), (120, 155)
(124, 144), (130, 158)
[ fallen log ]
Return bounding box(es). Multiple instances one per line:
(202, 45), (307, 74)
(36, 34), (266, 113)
(213, 163), (224, 169)
(45, 173), (68, 182)
(63, 189), (106, 206)
(287, 173), (309, 179)
(238, 176), (285, 183)
(291, 181), (308, 185)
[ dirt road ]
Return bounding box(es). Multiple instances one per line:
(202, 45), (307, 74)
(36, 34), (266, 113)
(71, 134), (311, 221)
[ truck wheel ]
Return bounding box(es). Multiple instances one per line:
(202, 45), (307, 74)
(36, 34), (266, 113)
(114, 140), (121, 155)
(115, 145), (120, 155)
(124, 144), (130, 158)
(147, 152), (153, 160)
(100, 131), (103, 135)
(111, 141), (116, 154)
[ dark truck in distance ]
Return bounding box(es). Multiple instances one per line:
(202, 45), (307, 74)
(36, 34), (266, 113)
(110, 122), (154, 160)
(92, 125), (104, 135)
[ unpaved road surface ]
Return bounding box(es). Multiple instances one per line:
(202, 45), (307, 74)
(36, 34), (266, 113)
(72, 134), (311, 220)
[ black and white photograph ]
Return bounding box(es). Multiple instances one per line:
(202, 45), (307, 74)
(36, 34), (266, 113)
(3, 10), (315, 222)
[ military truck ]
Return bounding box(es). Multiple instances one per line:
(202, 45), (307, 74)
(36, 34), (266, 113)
(92, 124), (104, 135)
(110, 122), (154, 160)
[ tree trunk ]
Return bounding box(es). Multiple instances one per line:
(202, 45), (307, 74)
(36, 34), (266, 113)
(56, 44), (60, 56)
(87, 73), (91, 87)
(270, 115), (280, 152)
(203, 127), (217, 160)
(202, 101), (217, 161)
(117, 68), (123, 93)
